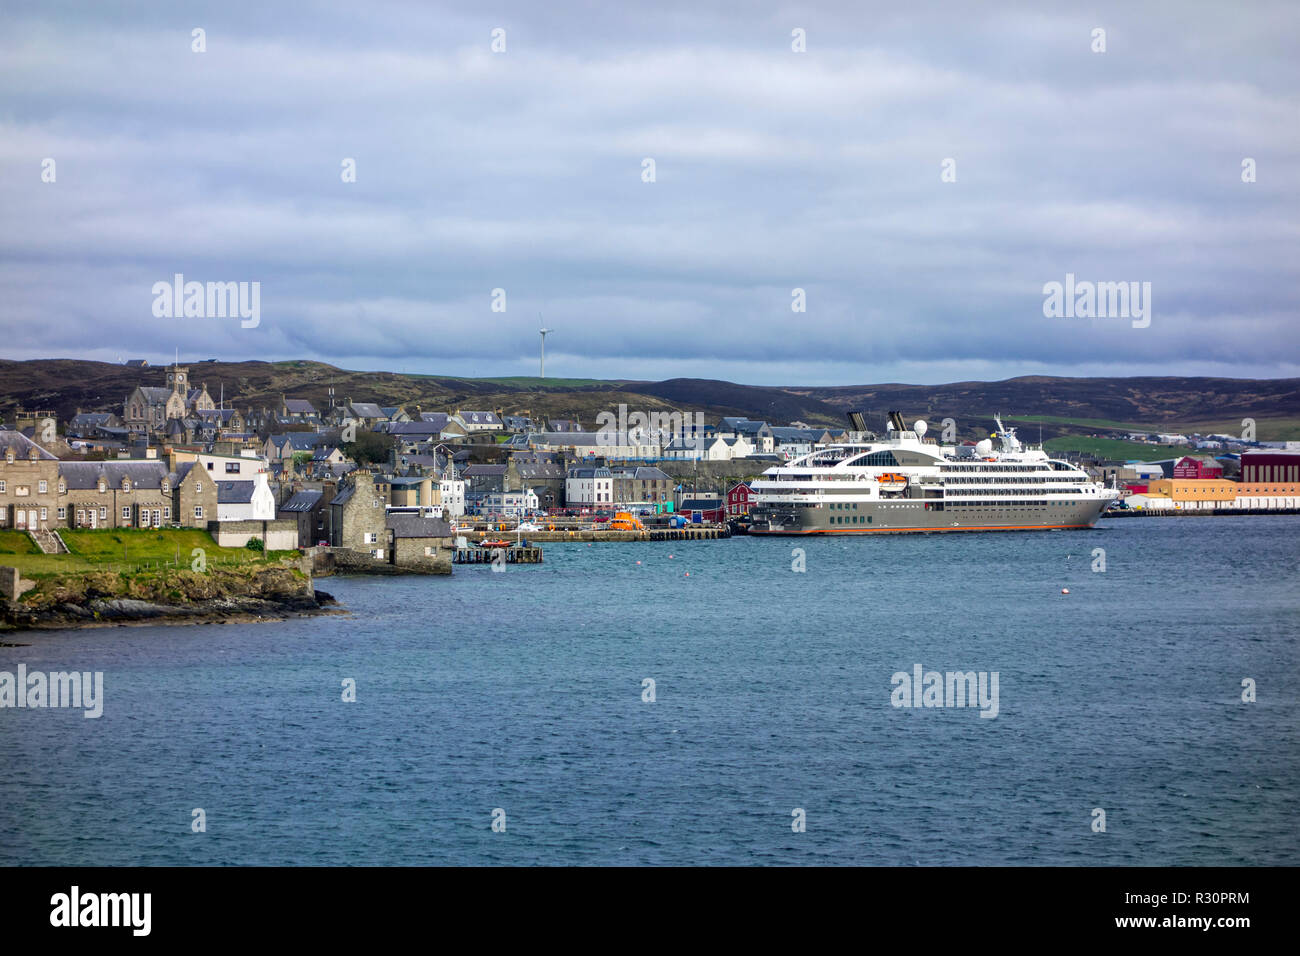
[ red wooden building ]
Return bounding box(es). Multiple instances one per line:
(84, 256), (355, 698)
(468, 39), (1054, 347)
(1172, 456), (1223, 479)
(726, 481), (752, 516)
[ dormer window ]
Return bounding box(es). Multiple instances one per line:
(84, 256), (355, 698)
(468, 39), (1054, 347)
(58, 480), (65, 494)
(122, 477), (131, 492)
(98, 480), (106, 493)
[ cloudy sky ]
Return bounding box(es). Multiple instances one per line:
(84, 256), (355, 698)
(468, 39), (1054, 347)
(1, 0), (1297, 385)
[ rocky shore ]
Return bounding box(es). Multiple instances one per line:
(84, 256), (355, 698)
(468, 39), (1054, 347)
(1, 563), (342, 631)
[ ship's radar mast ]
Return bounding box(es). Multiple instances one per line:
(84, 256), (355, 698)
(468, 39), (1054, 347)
(993, 414), (1022, 453)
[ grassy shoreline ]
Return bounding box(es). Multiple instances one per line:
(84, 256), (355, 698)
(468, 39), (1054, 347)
(0, 528), (296, 578)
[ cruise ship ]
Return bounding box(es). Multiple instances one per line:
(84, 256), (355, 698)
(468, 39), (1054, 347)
(748, 411), (1118, 534)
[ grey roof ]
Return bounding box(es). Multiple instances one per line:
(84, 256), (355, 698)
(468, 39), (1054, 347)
(681, 498), (724, 510)
(280, 489), (324, 512)
(59, 460), (168, 489)
(380, 406), (403, 418)
(330, 485), (355, 506)
(385, 422), (443, 436)
(0, 430), (59, 460)
(315, 462), (356, 477)
(269, 433), (324, 451)
(418, 412), (451, 426)
(348, 402), (385, 419)
(133, 386), (175, 403)
(196, 408), (239, 422)
(386, 513), (452, 539)
(284, 399), (317, 414)
(397, 454), (441, 469)
(217, 480), (255, 503)
(70, 412), (116, 426)
(611, 466), (671, 480)
(463, 463), (506, 476)
(514, 462), (564, 478)
(459, 410), (500, 425)
(567, 466), (612, 478)
(535, 431), (602, 446)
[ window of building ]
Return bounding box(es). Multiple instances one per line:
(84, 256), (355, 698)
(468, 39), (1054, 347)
(58, 506), (66, 519)
(40, 508), (48, 520)
(0, 480), (5, 493)
(38, 480), (48, 494)
(99, 506), (107, 520)
(195, 506), (203, 519)
(122, 507), (131, 522)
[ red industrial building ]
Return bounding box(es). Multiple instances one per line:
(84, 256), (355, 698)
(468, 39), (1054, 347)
(1172, 456), (1223, 479)
(1240, 451), (1300, 484)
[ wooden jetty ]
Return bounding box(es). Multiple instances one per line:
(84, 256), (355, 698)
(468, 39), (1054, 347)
(453, 546), (543, 565)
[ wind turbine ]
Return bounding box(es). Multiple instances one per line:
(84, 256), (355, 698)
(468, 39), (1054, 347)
(538, 325), (552, 379)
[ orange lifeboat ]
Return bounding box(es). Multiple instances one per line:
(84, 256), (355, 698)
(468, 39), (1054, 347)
(608, 511), (645, 531)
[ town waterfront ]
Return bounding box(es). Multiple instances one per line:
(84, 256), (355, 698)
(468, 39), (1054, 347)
(2, 515), (1296, 866)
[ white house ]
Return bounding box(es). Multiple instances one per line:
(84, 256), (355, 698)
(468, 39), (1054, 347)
(566, 466), (613, 506)
(215, 471), (276, 522)
(663, 435), (746, 461)
(438, 477), (466, 516)
(455, 410), (502, 432)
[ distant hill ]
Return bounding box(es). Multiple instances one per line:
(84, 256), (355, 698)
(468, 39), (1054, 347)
(1, 360), (1296, 441)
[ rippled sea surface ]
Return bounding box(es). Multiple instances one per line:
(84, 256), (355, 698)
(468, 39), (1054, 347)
(2, 515), (1297, 865)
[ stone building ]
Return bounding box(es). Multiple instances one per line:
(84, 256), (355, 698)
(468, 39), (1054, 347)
(328, 471), (388, 554)
(279, 488), (328, 547)
(122, 363), (215, 437)
(386, 513), (453, 573)
(171, 462), (219, 527)
(0, 430), (61, 531)
(58, 461), (174, 528)
(609, 465), (673, 508)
